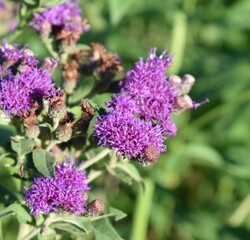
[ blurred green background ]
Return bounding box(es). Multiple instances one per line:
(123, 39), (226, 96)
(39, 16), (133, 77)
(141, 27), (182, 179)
(1, 0), (250, 239)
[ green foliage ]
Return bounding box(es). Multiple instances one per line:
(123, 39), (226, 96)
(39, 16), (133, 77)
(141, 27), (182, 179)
(32, 149), (55, 177)
(1, 0), (250, 239)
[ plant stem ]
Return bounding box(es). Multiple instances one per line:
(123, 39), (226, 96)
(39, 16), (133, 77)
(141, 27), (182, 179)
(130, 179), (155, 240)
(80, 149), (111, 170)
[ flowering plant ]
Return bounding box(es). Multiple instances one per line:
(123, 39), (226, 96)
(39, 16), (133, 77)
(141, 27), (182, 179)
(0, 0), (208, 239)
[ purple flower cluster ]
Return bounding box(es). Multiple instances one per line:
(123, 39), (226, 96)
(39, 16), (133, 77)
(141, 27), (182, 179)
(30, 1), (89, 39)
(94, 48), (196, 164)
(0, 42), (56, 116)
(25, 157), (90, 216)
(121, 48), (178, 136)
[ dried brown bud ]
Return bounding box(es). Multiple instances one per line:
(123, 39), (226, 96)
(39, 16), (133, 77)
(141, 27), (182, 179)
(23, 112), (40, 139)
(74, 99), (95, 136)
(85, 199), (105, 217)
(62, 59), (79, 94)
(47, 90), (67, 120)
(91, 43), (123, 80)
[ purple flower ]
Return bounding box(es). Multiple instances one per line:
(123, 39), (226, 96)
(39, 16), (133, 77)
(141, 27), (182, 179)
(55, 157), (90, 213)
(25, 177), (60, 216)
(121, 48), (178, 136)
(25, 156), (90, 216)
(105, 93), (139, 114)
(0, 68), (55, 115)
(30, 1), (89, 40)
(0, 42), (57, 116)
(94, 110), (166, 161)
(0, 42), (37, 67)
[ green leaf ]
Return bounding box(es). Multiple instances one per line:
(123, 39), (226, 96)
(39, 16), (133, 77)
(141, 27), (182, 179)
(40, 0), (67, 8)
(109, 207), (127, 221)
(92, 218), (124, 240)
(32, 149), (55, 177)
(51, 222), (85, 235)
(0, 203), (31, 224)
(55, 216), (93, 233)
(114, 162), (143, 184)
(11, 138), (35, 156)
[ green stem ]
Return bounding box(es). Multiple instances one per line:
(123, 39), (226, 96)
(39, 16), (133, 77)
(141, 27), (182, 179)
(46, 140), (60, 151)
(42, 38), (58, 58)
(22, 213), (56, 240)
(130, 179), (155, 240)
(79, 149), (111, 170)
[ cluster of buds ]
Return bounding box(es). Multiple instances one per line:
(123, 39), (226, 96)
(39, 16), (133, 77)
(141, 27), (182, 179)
(169, 74), (209, 112)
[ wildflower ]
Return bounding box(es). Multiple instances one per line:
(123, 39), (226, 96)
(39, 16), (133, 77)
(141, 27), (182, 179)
(0, 42), (56, 116)
(0, 68), (55, 116)
(25, 177), (60, 216)
(94, 110), (166, 161)
(30, 1), (89, 44)
(25, 156), (90, 216)
(121, 48), (178, 136)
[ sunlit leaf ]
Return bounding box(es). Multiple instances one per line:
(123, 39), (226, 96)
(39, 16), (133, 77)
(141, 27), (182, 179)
(32, 149), (55, 177)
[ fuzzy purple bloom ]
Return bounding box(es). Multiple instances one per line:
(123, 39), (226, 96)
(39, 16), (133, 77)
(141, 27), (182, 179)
(25, 157), (90, 216)
(55, 157), (90, 213)
(121, 48), (178, 136)
(30, 1), (89, 37)
(105, 93), (139, 114)
(0, 42), (57, 116)
(94, 111), (166, 160)
(0, 42), (37, 67)
(0, 68), (55, 115)
(25, 177), (60, 216)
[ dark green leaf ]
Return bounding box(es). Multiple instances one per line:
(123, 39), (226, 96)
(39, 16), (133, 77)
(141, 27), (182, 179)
(11, 138), (35, 156)
(92, 218), (124, 240)
(0, 184), (18, 205)
(32, 149), (55, 177)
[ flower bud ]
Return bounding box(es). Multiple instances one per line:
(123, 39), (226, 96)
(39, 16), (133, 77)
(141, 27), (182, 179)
(181, 74), (195, 95)
(175, 95), (193, 111)
(48, 90), (67, 120)
(55, 123), (73, 142)
(168, 75), (182, 88)
(85, 199), (105, 217)
(25, 125), (40, 139)
(42, 57), (58, 74)
(144, 145), (160, 163)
